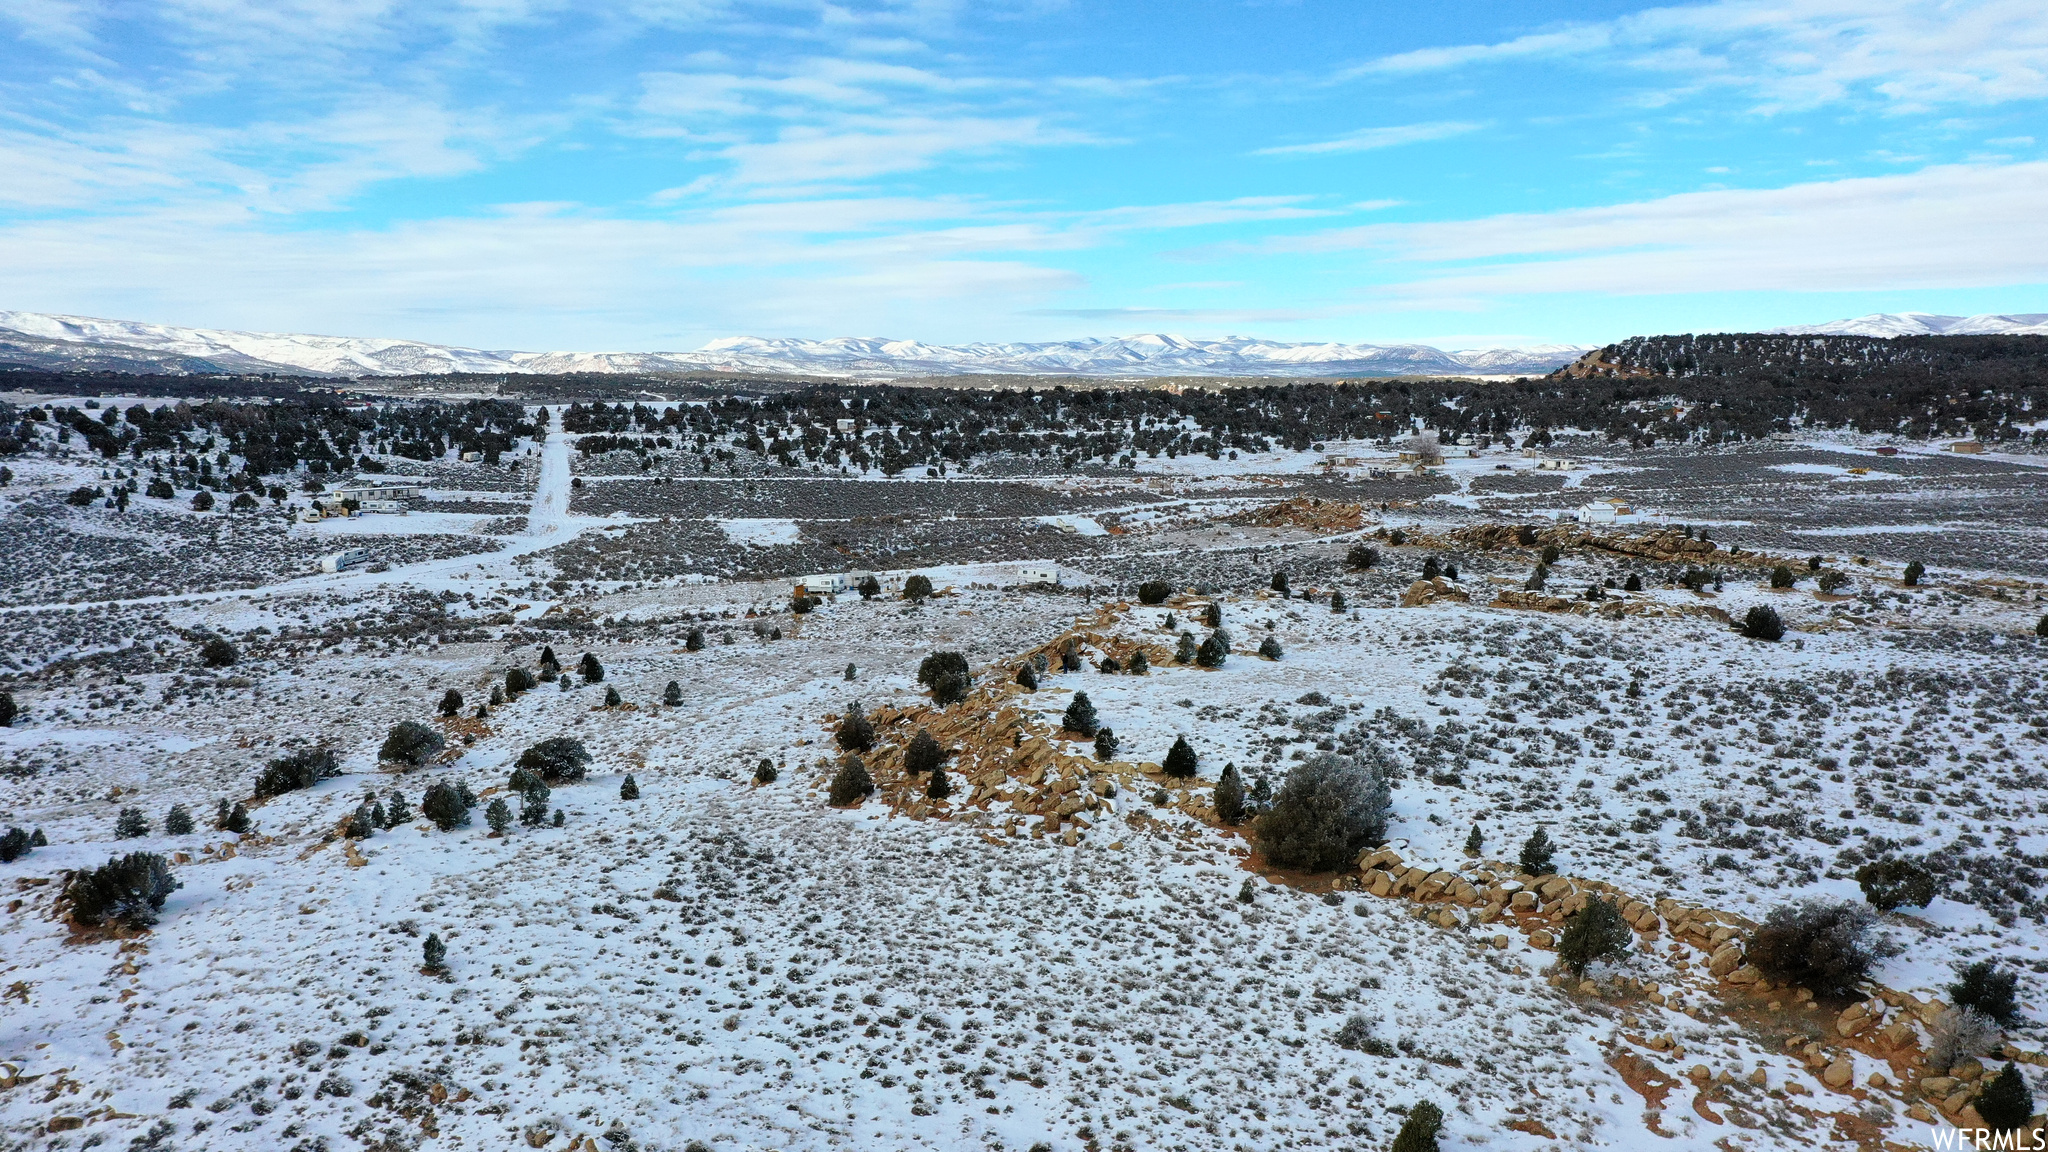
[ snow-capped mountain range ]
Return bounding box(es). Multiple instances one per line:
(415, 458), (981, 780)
(0, 310), (1589, 379)
(1, 309), (2040, 381)
(1769, 311), (2048, 337)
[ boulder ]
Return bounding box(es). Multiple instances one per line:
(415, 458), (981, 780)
(1510, 890), (1539, 911)
(1822, 1060), (1854, 1089)
(1401, 578), (1470, 608)
(1708, 945), (1744, 977)
(1529, 929), (1555, 950)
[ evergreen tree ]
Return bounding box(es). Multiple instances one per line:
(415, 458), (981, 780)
(1270, 571), (1290, 596)
(1016, 662), (1039, 690)
(905, 729), (945, 776)
(193, 490), (216, 512)
(1127, 648), (1149, 675)
(518, 782), (550, 828)
(753, 759), (779, 784)
(2036, 613), (2048, 638)
(199, 636), (237, 667)
(539, 645), (561, 674)
(1525, 564), (1548, 591)
(1975, 1064), (2034, 1133)
(1329, 590), (1346, 613)
(1094, 728), (1120, 761)
(0, 690), (18, 727)
(1540, 544), (1562, 565)
(1062, 692), (1100, 737)
(828, 755), (874, 806)
(620, 774), (640, 801)
(1741, 605), (1785, 641)
(515, 737), (590, 782)
(115, 806), (150, 838)
(1196, 631), (1229, 667)
(63, 852), (180, 929)
(1202, 602), (1222, 628)
(903, 573), (934, 600)
(422, 932), (447, 972)
(506, 667), (536, 694)
(1097, 655), (1121, 674)
(384, 791), (411, 826)
(552, 809), (565, 827)
(1950, 960), (2020, 1026)
(603, 685), (622, 707)
(438, 689), (463, 717)
(1624, 573), (1643, 592)
(1236, 877), (1256, 904)
(844, 663), (858, 681)
(164, 804), (194, 836)
(579, 653), (604, 682)
(1390, 1101), (1443, 1152)
(1138, 580), (1172, 605)
(1345, 544), (1378, 569)
(1519, 828), (1556, 875)
(837, 702), (875, 752)
(1904, 560), (1925, 586)
(1558, 895), (1634, 977)
(664, 680), (683, 706)
(1769, 564), (1795, 588)
(1464, 824), (1483, 856)
(1163, 735), (1198, 779)
(0, 826), (33, 863)
(1258, 635), (1283, 659)
(255, 747), (342, 797)
(370, 800), (389, 829)
(421, 782), (471, 831)
(857, 574), (881, 599)
(1856, 857), (1936, 910)
(685, 628), (705, 650)
(1214, 763), (1245, 824)
(222, 800), (251, 834)
(1175, 632), (1198, 664)
(489, 685), (504, 706)
(379, 720), (444, 767)
(1421, 556), (1441, 580)
(926, 764), (952, 801)
(1444, 562), (1458, 581)
(29, 828), (46, 847)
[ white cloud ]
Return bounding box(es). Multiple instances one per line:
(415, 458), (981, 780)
(1254, 120), (1483, 157)
(1346, 0), (2048, 112)
(1264, 160), (2048, 299)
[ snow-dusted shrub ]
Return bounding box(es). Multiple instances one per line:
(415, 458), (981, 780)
(1253, 752), (1391, 872)
(1741, 605), (1785, 641)
(1747, 898), (1895, 998)
(114, 806), (150, 839)
(1334, 1013), (1393, 1055)
(254, 746), (341, 797)
(198, 636), (237, 667)
(1138, 580), (1171, 605)
(379, 721), (444, 767)
(64, 852), (181, 929)
(1926, 1006), (2001, 1071)
(515, 736), (590, 783)
(421, 782), (472, 831)
(905, 729), (945, 776)
(1950, 961), (2021, 1027)
(1855, 856), (1936, 910)
(1391, 1100), (1444, 1152)
(828, 755), (873, 807)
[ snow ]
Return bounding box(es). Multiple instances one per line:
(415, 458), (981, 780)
(720, 518), (805, 546)
(1769, 311), (2048, 337)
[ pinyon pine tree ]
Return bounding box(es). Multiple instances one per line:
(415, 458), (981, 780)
(1519, 828), (1556, 875)
(1214, 763), (1245, 824)
(1163, 735), (1197, 778)
(829, 755), (874, 807)
(1062, 692), (1100, 737)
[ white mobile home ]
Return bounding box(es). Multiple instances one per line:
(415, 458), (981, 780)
(319, 548), (371, 573)
(1017, 565), (1061, 585)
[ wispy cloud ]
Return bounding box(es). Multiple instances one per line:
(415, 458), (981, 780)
(1255, 120), (1483, 157)
(1265, 160), (2048, 299)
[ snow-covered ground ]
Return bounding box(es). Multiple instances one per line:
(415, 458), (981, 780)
(3, 430), (2047, 1152)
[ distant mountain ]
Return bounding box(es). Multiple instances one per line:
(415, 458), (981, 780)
(1769, 312), (2048, 337)
(0, 310), (1589, 379)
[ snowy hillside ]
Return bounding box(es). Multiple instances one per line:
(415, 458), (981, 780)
(0, 310), (1590, 379)
(1770, 312), (2048, 337)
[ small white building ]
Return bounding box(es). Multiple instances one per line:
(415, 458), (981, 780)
(359, 499), (407, 514)
(835, 418), (856, 433)
(1576, 499), (1638, 525)
(1017, 565), (1061, 585)
(794, 572), (851, 596)
(319, 547), (371, 573)
(1535, 458), (1576, 471)
(330, 482), (424, 502)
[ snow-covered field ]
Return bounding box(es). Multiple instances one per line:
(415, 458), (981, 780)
(3, 426), (2047, 1152)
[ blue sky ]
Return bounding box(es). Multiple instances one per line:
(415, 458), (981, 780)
(2, 0), (2045, 351)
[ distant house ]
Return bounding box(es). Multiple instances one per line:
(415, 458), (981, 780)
(319, 548), (371, 573)
(1397, 450), (1445, 466)
(1323, 454), (1368, 469)
(1576, 499), (1638, 525)
(793, 572), (852, 596)
(1018, 565), (1061, 585)
(1949, 441), (1985, 454)
(835, 418), (856, 432)
(331, 481), (424, 502)
(359, 499), (406, 514)
(1534, 458), (1576, 471)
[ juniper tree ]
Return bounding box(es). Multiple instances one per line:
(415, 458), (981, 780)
(422, 932), (447, 973)
(1270, 571), (1290, 596)
(1202, 602), (1222, 628)
(1196, 631), (1229, 667)
(506, 667), (536, 694)
(753, 760), (778, 784)
(0, 826), (33, 863)
(1769, 564), (1795, 588)
(342, 804), (372, 839)
(0, 690), (14, 727)
(1062, 692), (1100, 737)
(844, 663), (857, 681)
(518, 782), (550, 828)
(1163, 735), (1198, 778)
(829, 755), (874, 806)
(515, 737), (590, 782)
(421, 782), (471, 831)
(664, 680), (683, 706)
(1237, 877), (1256, 904)
(1540, 544), (1561, 565)
(857, 574), (881, 599)
(837, 702), (875, 752)
(1254, 754), (1392, 871)
(1345, 544), (1378, 569)
(1214, 763), (1245, 824)
(1016, 662), (1040, 690)
(115, 807), (150, 839)
(1465, 824), (1484, 855)
(1138, 580), (1171, 605)
(1329, 590), (1346, 612)
(1519, 828), (1556, 875)
(380, 721), (444, 767)
(384, 791), (411, 826)
(905, 729), (944, 776)
(1741, 605), (1785, 641)
(926, 764), (952, 801)
(1747, 898), (1893, 998)
(1904, 560), (1925, 586)
(539, 645), (561, 674)
(1525, 564), (1548, 591)
(63, 852), (180, 929)
(1128, 648), (1150, 675)
(579, 653), (604, 682)
(620, 774), (640, 801)
(199, 636), (238, 667)
(1097, 655), (1121, 674)
(1558, 895), (1634, 977)
(489, 685), (504, 706)
(1390, 1100), (1443, 1152)
(369, 800), (388, 829)
(1421, 556), (1441, 580)
(1258, 635), (1283, 659)
(1444, 562), (1458, 580)
(164, 804), (194, 836)
(903, 574), (934, 601)
(1094, 728), (1119, 761)
(1976, 1064), (2034, 1133)
(685, 628), (705, 650)
(438, 689), (463, 717)
(1624, 573), (1642, 591)
(221, 800), (250, 834)
(2037, 614), (2048, 638)
(1950, 961), (2020, 1026)
(256, 747), (341, 796)
(1855, 857), (1935, 910)
(603, 685), (622, 707)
